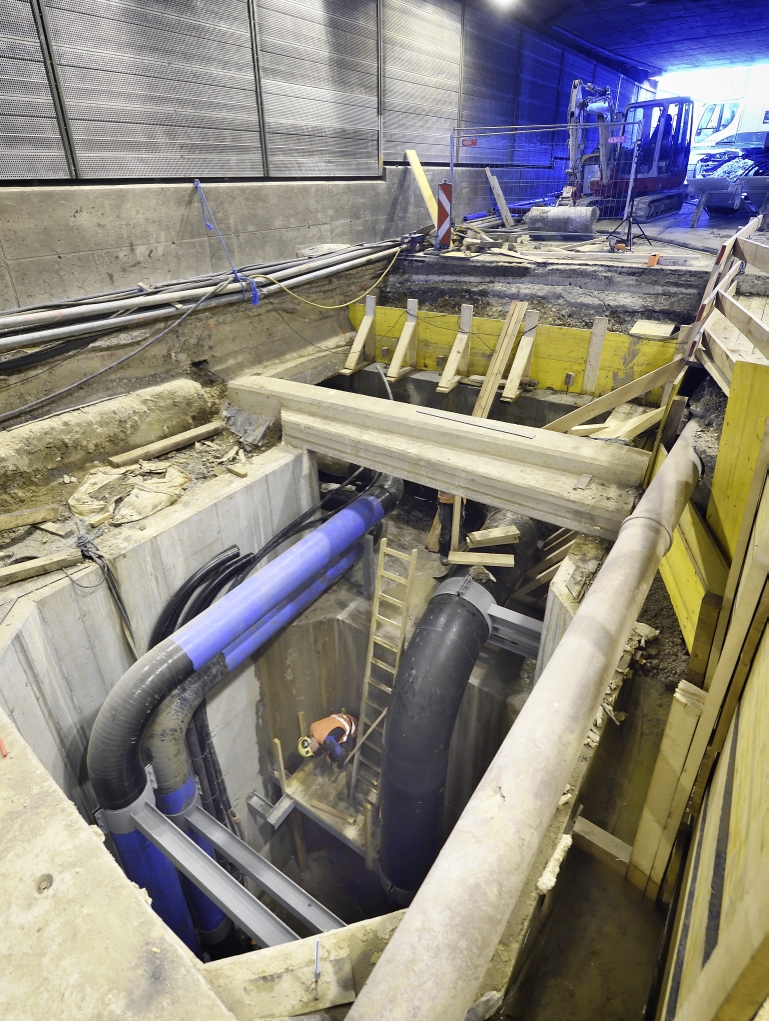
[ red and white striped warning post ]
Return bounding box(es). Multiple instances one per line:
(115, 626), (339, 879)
(436, 182), (452, 249)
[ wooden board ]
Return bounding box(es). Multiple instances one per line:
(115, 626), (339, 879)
(0, 504), (62, 532)
(472, 300), (527, 419)
(0, 550), (83, 587)
(405, 149), (438, 226)
(108, 421), (223, 467)
(541, 358), (684, 434)
(627, 680), (705, 894)
(582, 316), (608, 395)
(466, 524), (521, 548)
(500, 310), (538, 402)
(446, 551), (516, 567)
(485, 167), (514, 228)
(572, 816), (631, 876)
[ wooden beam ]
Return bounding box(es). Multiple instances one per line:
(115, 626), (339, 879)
(525, 540), (575, 577)
(386, 298), (418, 381)
(627, 680), (705, 894)
(466, 523), (521, 548)
(541, 357), (685, 433)
(734, 235), (769, 274)
(108, 421), (224, 467)
(501, 310), (538, 401)
(572, 817), (631, 876)
(341, 294), (377, 375)
(690, 190), (709, 228)
(715, 289), (769, 360)
(582, 316), (608, 395)
(513, 561), (561, 597)
(405, 149), (438, 226)
(594, 405), (664, 441)
(436, 304), (472, 394)
(485, 167), (514, 228)
(446, 551), (516, 567)
(0, 504), (62, 532)
(472, 300), (528, 419)
(0, 550), (83, 587)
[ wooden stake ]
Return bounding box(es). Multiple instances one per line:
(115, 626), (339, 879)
(386, 299), (418, 381)
(273, 737), (288, 795)
(341, 294), (377, 375)
(582, 316), (608, 395)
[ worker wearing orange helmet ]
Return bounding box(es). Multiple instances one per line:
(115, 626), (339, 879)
(297, 711), (358, 768)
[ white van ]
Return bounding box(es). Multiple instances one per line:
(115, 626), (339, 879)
(689, 99), (769, 174)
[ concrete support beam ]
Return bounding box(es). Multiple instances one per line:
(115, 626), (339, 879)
(229, 375), (651, 539)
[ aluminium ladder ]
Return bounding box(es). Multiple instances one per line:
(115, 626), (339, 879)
(349, 539), (418, 808)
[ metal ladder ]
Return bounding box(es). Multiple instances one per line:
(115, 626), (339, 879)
(349, 539), (418, 807)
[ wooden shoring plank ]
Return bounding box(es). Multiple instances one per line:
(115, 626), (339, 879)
(405, 149), (438, 226)
(715, 289), (769, 360)
(582, 316), (608, 395)
(627, 680), (705, 893)
(673, 854), (769, 1021)
(525, 539), (575, 577)
(513, 561), (561, 597)
(341, 294), (377, 375)
(484, 167), (514, 228)
(466, 523), (521, 548)
(646, 514), (769, 900)
(572, 817), (632, 876)
(733, 236), (769, 274)
(501, 309), (539, 401)
(446, 551), (516, 567)
(386, 298), (418, 381)
(0, 503), (62, 532)
(703, 216), (761, 299)
(705, 418), (769, 687)
(542, 357), (685, 433)
(690, 190), (709, 228)
(0, 550), (83, 587)
(425, 512), (441, 553)
(595, 405), (664, 441)
(472, 300), (528, 420)
(436, 303), (472, 394)
(108, 421), (224, 467)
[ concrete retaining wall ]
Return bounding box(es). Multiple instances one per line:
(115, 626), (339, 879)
(0, 443), (315, 850)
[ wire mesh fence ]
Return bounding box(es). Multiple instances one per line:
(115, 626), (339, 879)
(448, 121), (641, 229)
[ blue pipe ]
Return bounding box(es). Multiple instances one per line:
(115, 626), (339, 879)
(88, 477), (401, 949)
(172, 494), (387, 671)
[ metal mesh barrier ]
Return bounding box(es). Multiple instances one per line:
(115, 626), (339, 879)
(0, 0), (70, 179)
(255, 0), (379, 177)
(44, 0), (265, 178)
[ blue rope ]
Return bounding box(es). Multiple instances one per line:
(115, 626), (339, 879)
(193, 179), (259, 305)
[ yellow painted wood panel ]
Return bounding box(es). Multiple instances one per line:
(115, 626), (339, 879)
(348, 305), (676, 398)
(659, 529), (705, 652)
(707, 360), (769, 562)
(721, 624), (769, 934)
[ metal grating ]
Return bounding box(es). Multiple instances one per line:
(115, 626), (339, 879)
(0, 0), (69, 178)
(457, 7), (519, 165)
(255, 0), (378, 177)
(382, 0), (461, 163)
(44, 0), (264, 178)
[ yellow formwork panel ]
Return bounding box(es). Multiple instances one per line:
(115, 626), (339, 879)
(348, 304), (677, 401)
(707, 359), (769, 562)
(653, 447), (728, 653)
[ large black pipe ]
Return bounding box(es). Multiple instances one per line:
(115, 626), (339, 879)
(378, 578), (493, 905)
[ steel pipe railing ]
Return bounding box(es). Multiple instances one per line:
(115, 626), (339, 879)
(346, 419), (702, 1021)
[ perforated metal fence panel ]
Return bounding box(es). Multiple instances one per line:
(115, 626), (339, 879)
(382, 0), (461, 163)
(0, 0), (69, 178)
(457, 7), (519, 165)
(255, 0), (378, 177)
(43, 0), (264, 178)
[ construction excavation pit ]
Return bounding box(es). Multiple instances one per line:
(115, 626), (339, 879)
(2, 170), (769, 1021)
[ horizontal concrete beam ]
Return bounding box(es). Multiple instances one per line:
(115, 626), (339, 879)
(229, 375), (650, 538)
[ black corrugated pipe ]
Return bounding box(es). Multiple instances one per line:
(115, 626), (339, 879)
(378, 577), (495, 906)
(378, 506), (539, 906)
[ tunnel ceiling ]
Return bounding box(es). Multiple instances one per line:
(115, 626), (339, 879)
(512, 0), (768, 76)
